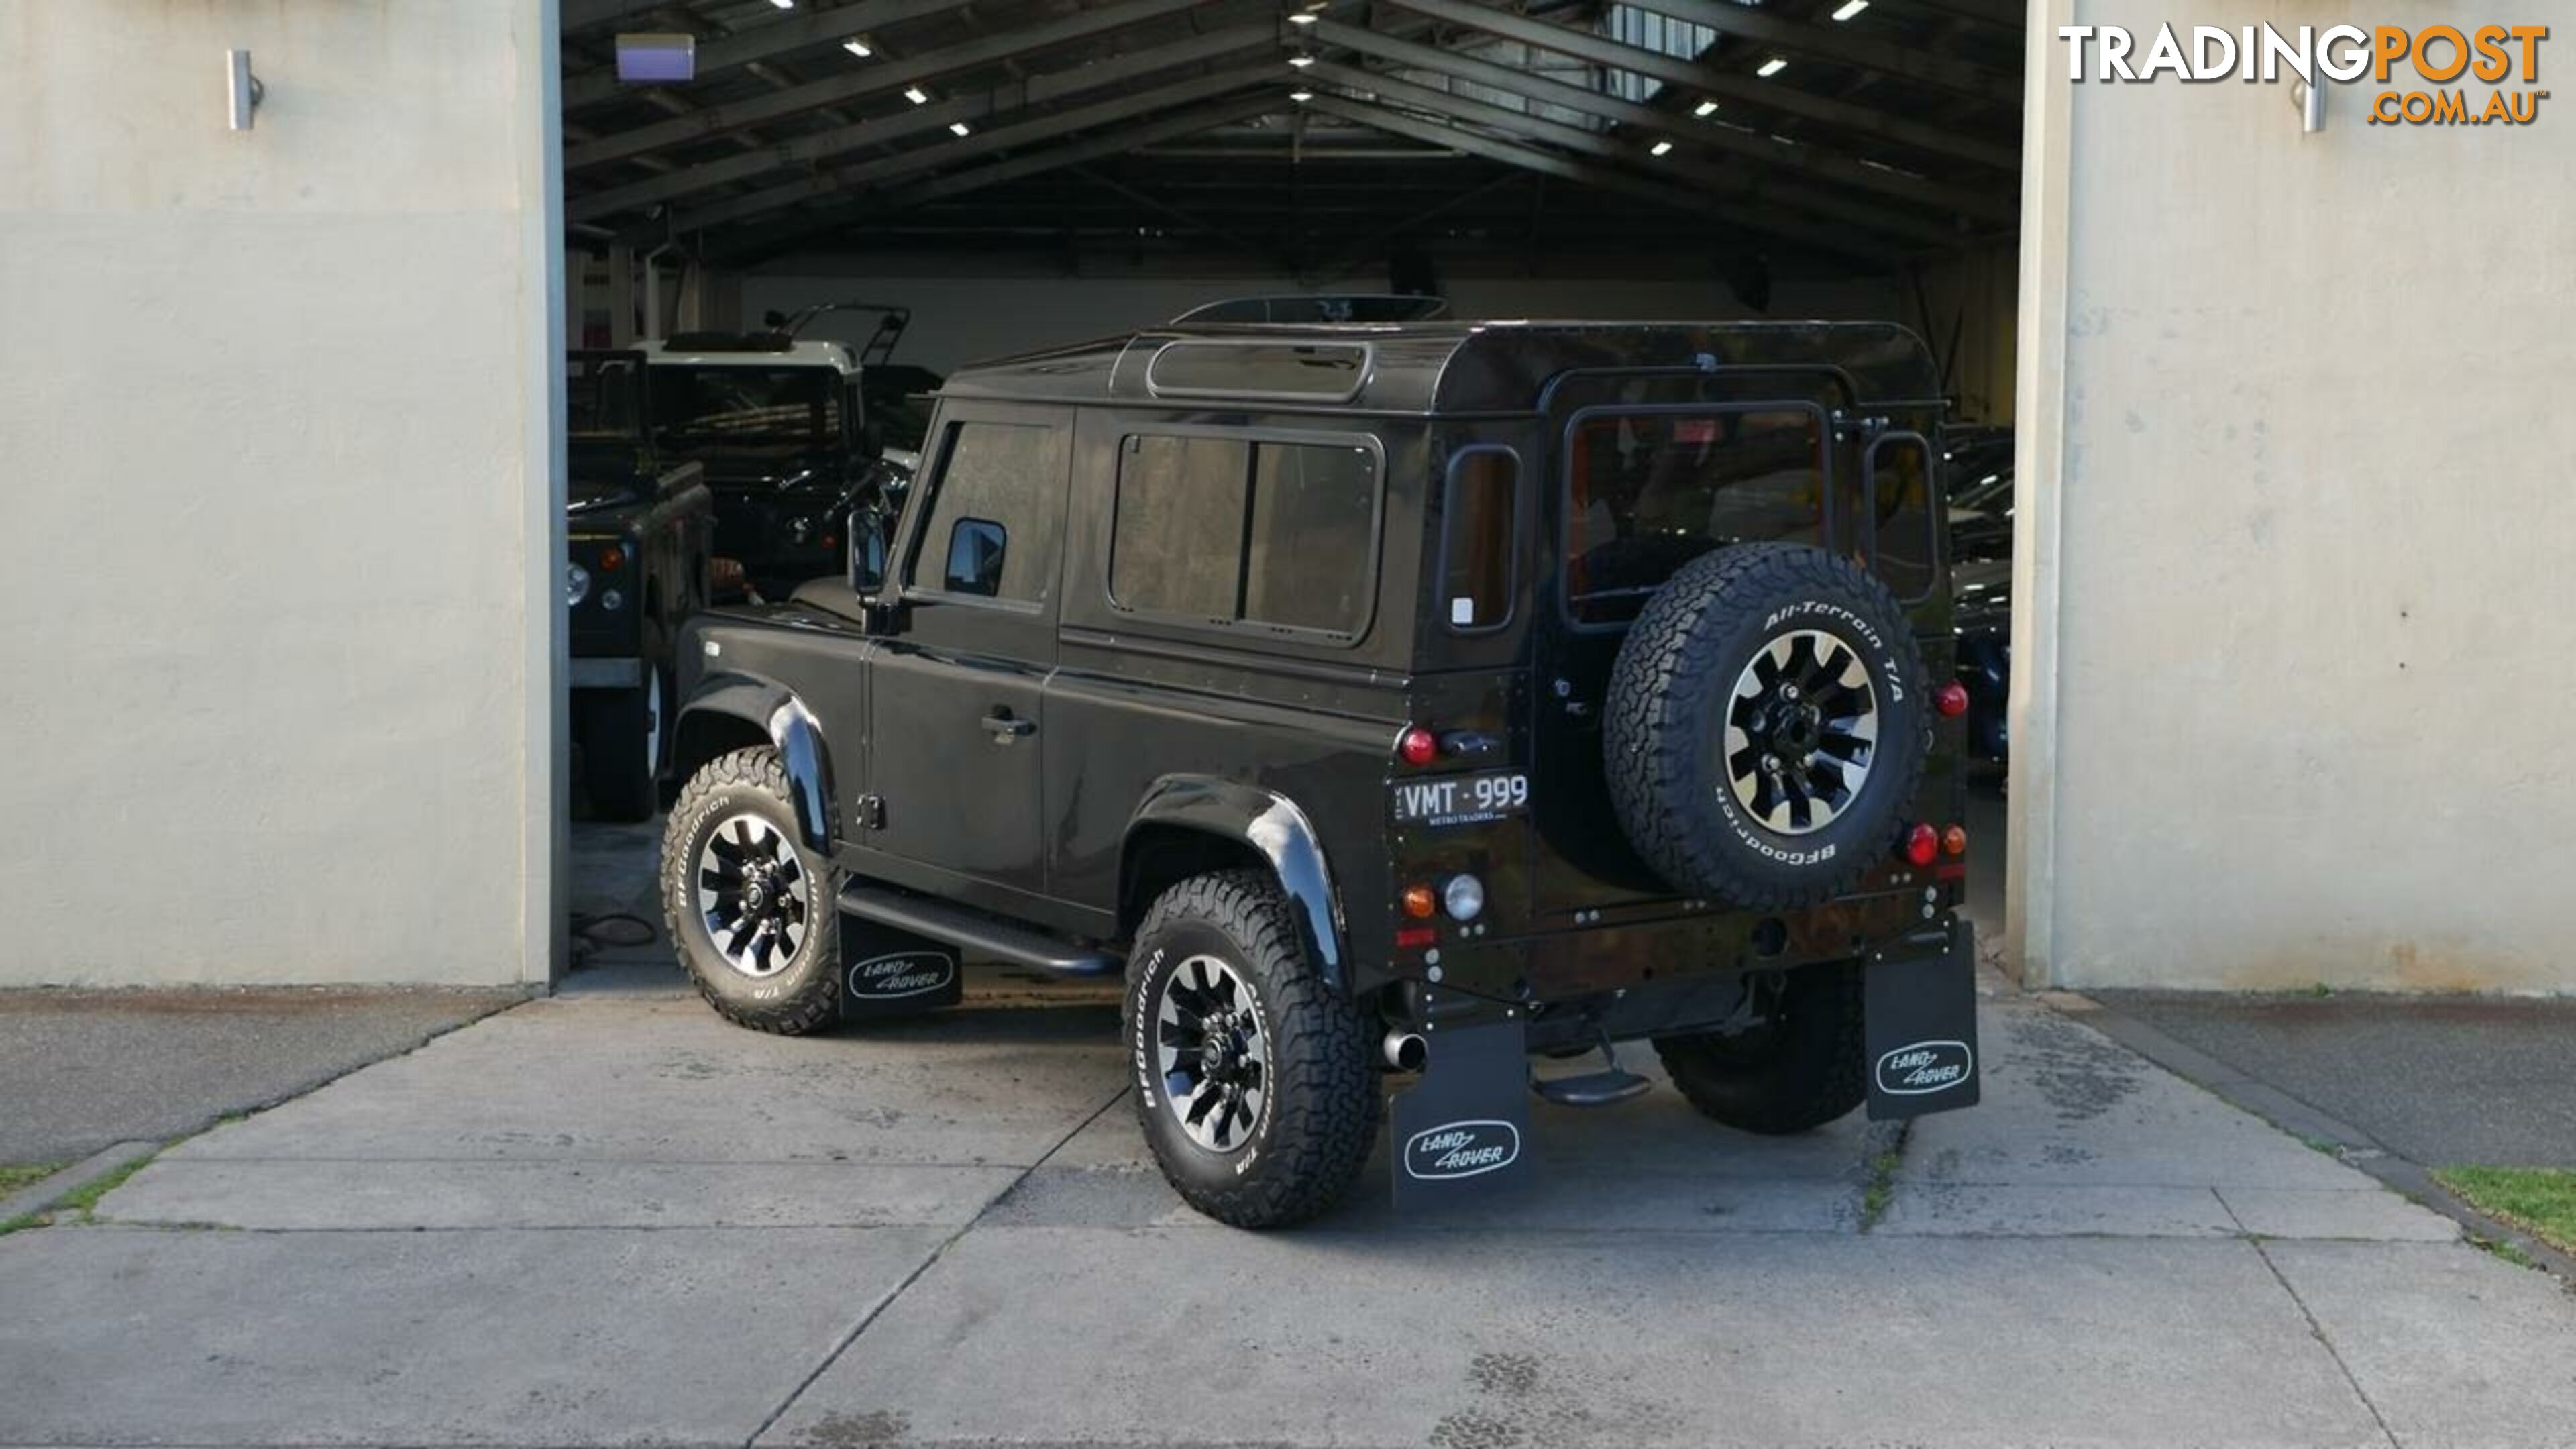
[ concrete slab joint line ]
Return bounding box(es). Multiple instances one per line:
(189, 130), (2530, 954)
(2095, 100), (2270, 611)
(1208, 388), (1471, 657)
(2247, 1234), (2405, 1449)
(742, 1083), (1133, 1446)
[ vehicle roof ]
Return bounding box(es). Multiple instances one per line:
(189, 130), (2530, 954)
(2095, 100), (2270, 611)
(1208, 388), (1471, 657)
(937, 320), (1941, 415)
(646, 336), (859, 376)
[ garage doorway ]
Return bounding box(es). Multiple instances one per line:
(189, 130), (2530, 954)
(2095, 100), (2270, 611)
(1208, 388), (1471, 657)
(547, 0), (2027, 980)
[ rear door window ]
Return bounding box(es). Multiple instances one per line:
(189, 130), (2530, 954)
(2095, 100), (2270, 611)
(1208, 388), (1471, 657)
(1562, 407), (1827, 626)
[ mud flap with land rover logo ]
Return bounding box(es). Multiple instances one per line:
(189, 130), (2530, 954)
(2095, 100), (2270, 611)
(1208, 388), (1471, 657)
(835, 915), (963, 1022)
(1387, 1020), (1532, 1210)
(1862, 919), (1981, 1120)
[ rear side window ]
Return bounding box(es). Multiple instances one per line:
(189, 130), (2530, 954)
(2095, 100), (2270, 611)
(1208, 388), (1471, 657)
(1440, 449), (1518, 631)
(1851, 433), (1939, 602)
(911, 421), (1057, 603)
(1110, 433), (1380, 641)
(1563, 407), (1827, 626)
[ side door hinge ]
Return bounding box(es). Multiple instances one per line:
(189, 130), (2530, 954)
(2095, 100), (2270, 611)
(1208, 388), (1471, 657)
(857, 794), (886, 830)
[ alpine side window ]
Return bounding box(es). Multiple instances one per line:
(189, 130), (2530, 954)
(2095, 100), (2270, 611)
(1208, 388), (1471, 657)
(1108, 432), (1381, 642)
(1563, 407), (1827, 627)
(1440, 449), (1518, 632)
(908, 421), (1055, 604)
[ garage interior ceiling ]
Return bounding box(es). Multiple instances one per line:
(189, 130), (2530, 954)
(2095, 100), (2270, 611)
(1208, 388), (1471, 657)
(563, 0), (2023, 276)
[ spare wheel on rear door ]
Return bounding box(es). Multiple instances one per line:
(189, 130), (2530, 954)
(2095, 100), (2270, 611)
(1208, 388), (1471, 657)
(1603, 541), (1930, 910)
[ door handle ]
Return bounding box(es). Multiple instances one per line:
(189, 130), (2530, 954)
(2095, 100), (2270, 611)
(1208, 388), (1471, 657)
(980, 710), (1036, 741)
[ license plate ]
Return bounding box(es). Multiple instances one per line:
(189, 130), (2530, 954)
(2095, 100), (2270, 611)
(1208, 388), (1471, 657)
(1391, 771), (1531, 828)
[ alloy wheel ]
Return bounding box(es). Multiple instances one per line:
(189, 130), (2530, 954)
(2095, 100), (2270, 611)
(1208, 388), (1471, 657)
(1152, 955), (1269, 1153)
(694, 812), (812, 978)
(1723, 629), (1879, 834)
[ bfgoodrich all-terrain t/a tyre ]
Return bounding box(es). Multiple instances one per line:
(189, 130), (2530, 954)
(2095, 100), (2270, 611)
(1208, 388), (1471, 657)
(1125, 871), (1378, 1229)
(1654, 961), (1866, 1135)
(1605, 542), (1930, 910)
(662, 746), (841, 1035)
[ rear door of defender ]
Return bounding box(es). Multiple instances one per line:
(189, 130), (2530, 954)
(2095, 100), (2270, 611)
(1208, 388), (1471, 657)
(1529, 368), (1866, 924)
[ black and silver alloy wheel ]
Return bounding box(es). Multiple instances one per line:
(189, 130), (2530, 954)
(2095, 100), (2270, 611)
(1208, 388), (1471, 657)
(694, 812), (812, 979)
(1723, 627), (1879, 835)
(1152, 955), (1270, 1153)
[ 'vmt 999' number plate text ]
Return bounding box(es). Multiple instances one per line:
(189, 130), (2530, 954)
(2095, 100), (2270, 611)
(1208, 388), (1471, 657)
(1391, 771), (1530, 828)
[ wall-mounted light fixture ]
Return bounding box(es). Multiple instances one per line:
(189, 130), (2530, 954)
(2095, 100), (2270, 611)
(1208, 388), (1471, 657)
(225, 50), (264, 131)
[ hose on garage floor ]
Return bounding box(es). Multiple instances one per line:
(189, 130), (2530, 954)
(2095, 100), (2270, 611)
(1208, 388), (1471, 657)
(568, 912), (658, 969)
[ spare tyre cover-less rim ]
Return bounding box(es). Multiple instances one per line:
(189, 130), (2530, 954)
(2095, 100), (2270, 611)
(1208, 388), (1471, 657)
(1603, 542), (1929, 911)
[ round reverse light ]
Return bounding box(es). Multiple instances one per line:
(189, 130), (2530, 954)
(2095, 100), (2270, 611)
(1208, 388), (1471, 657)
(565, 562), (591, 606)
(1902, 823), (1939, 867)
(1396, 725), (1440, 767)
(1442, 874), (1485, 922)
(1934, 681), (1970, 718)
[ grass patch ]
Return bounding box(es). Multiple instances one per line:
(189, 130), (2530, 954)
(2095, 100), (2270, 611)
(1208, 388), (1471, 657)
(1858, 1149), (1902, 1231)
(0, 1161), (67, 1198)
(51, 1155), (154, 1223)
(2438, 1166), (2576, 1255)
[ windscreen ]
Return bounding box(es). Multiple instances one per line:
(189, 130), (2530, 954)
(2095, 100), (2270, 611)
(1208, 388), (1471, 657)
(650, 366), (843, 446)
(567, 354), (647, 443)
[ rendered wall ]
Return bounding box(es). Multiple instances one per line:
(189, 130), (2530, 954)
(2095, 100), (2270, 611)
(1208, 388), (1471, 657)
(0, 3), (562, 985)
(2010, 0), (2576, 991)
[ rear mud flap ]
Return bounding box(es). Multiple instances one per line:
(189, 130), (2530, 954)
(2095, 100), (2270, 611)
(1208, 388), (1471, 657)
(1863, 920), (1982, 1120)
(835, 915), (963, 1022)
(1387, 1020), (1532, 1211)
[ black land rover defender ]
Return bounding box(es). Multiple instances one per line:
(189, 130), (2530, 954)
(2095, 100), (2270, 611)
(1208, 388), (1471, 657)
(566, 350), (712, 820)
(658, 320), (1981, 1228)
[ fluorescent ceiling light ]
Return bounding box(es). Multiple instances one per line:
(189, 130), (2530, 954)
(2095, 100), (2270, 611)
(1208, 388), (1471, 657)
(1831, 0), (1870, 19)
(1288, 54), (1316, 68)
(843, 38), (873, 58)
(768, 0), (794, 9)
(1693, 99), (1718, 117)
(903, 85), (930, 104)
(1756, 57), (1788, 78)
(1289, 87), (1315, 101)
(1287, 11), (1319, 23)
(949, 121), (971, 137)
(1649, 140), (1674, 156)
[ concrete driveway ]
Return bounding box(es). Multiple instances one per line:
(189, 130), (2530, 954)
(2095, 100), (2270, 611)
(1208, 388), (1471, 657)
(3, 966), (2571, 1448)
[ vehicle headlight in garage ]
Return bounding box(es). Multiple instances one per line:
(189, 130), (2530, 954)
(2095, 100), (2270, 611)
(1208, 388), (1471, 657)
(566, 562), (591, 606)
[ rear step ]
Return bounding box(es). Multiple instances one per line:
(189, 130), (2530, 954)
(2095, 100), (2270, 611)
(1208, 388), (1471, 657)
(837, 884), (1122, 976)
(1529, 1038), (1652, 1108)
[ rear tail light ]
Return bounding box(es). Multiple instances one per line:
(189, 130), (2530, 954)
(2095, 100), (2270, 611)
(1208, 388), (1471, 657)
(596, 543), (626, 572)
(1934, 681), (1969, 718)
(1396, 725), (1439, 767)
(1401, 883), (1438, 919)
(1395, 926), (1438, 950)
(1902, 824), (1939, 867)
(1943, 824), (1969, 857)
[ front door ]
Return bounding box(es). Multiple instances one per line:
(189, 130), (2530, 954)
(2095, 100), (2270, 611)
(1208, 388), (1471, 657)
(857, 402), (1071, 912)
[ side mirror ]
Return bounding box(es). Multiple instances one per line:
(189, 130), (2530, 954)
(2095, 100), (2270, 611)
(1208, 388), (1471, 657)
(847, 507), (908, 635)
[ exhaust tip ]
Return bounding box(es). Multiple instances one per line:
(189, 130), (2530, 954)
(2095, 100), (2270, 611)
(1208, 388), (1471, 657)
(1383, 1030), (1428, 1072)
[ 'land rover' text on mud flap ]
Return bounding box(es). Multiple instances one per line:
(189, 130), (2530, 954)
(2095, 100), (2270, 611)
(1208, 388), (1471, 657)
(1387, 1020), (1532, 1210)
(1862, 920), (1982, 1120)
(837, 916), (963, 1022)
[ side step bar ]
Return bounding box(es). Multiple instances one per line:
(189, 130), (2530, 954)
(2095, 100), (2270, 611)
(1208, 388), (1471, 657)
(837, 883), (1122, 977)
